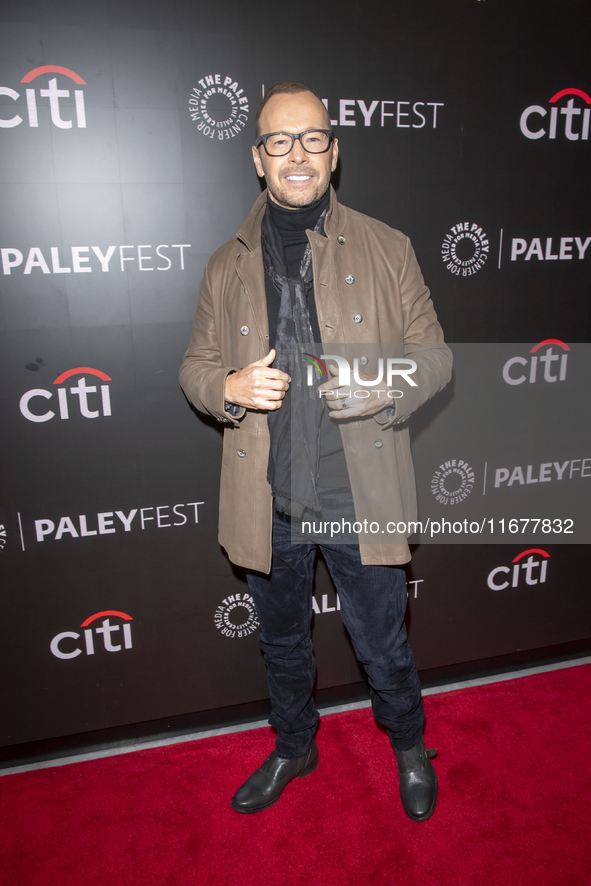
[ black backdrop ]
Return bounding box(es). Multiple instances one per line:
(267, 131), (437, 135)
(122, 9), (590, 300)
(0, 0), (589, 757)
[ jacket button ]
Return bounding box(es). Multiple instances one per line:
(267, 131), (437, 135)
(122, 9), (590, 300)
(345, 275), (355, 284)
(374, 440), (383, 448)
(240, 326), (249, 336)
(359, 355), (369, 365)
(237, 449), (246, 458)
(353, 313), (363, 323)
(337, 235), (346, 245)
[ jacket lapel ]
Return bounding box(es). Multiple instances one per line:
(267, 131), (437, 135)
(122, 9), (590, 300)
(236, 191), (269, 349)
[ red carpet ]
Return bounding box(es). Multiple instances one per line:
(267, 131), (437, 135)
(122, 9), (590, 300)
(1, 664), (591, 886)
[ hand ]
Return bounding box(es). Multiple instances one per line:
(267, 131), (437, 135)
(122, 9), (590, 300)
(224, 349), (291, 411)
(319, 363), (391, 419)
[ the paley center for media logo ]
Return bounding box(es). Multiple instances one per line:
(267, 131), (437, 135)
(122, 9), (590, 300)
(0, 65), (87, 129)
(215, 593), (259, 639)
(430, 459), (475, 505)
(441, 223), (489, 276)
(441, 221), (589, 276)
(189, 74), (250, 140)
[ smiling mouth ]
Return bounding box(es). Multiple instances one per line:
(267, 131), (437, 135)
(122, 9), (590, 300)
(285, 174), (313, 182)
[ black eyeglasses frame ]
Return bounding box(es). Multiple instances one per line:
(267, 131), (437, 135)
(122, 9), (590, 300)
(255, 129), (334, 157)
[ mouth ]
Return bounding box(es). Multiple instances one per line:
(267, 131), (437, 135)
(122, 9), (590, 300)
(284, 174), (314, 183)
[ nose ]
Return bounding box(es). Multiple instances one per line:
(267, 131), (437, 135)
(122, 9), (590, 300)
(287, 134), (308, 162)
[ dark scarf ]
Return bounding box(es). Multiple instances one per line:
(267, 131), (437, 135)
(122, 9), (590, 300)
(261, 200), (328, 518)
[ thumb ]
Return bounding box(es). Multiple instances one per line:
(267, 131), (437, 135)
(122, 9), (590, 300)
(254, 348), (276, 367)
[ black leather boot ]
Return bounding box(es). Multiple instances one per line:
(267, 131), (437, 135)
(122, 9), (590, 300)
(230, 741), (318, 813)
(391, 737), (438, 821)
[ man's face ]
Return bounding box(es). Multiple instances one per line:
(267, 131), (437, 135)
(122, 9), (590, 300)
(252, 91), (339, 210)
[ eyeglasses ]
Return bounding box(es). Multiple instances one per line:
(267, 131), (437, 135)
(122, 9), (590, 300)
(256, 129), (334, 157)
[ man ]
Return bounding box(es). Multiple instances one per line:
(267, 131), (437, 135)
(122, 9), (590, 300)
(179, 83), (452, 821)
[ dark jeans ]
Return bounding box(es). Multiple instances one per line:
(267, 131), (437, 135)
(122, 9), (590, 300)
(246, 509), (425, 758)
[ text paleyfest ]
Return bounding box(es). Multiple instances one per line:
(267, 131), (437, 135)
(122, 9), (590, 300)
(2, 244), (191, 276)
(321, 98), (444, 129)
(31, 501), (205, 544)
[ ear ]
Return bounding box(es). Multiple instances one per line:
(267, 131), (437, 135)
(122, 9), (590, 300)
(330, 137), (339, 173)
(252, 144), (265, 179)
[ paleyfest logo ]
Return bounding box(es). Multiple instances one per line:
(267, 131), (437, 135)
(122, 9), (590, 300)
(0, 65), (87, 129)
(189, 74), (249, 140)
(1, 243), (191, 277)
(442, 223), (489, 276)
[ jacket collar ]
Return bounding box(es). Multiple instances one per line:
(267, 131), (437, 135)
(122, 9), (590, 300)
(236, 186), (343, 251)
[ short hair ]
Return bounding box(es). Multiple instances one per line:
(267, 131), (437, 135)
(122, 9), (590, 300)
(255, 83), (330, 137)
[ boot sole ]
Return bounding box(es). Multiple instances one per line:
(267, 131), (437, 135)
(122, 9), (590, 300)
(230, 756), (318, 814)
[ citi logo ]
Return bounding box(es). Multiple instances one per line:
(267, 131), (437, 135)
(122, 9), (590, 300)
(19, 367), (112, 423)
(502, 340), (569, 386)
(0, 65), (86, 130)
(50, 610), (133, 660)
(520, 88), (590, 141)
(487, 549), (550, 591)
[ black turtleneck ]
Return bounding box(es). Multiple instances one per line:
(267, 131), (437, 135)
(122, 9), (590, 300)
(265, 188), (330, 347)
(264, 189), (349, 487)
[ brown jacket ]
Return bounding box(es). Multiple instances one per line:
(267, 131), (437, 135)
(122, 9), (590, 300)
(180, 188), (452, 573)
